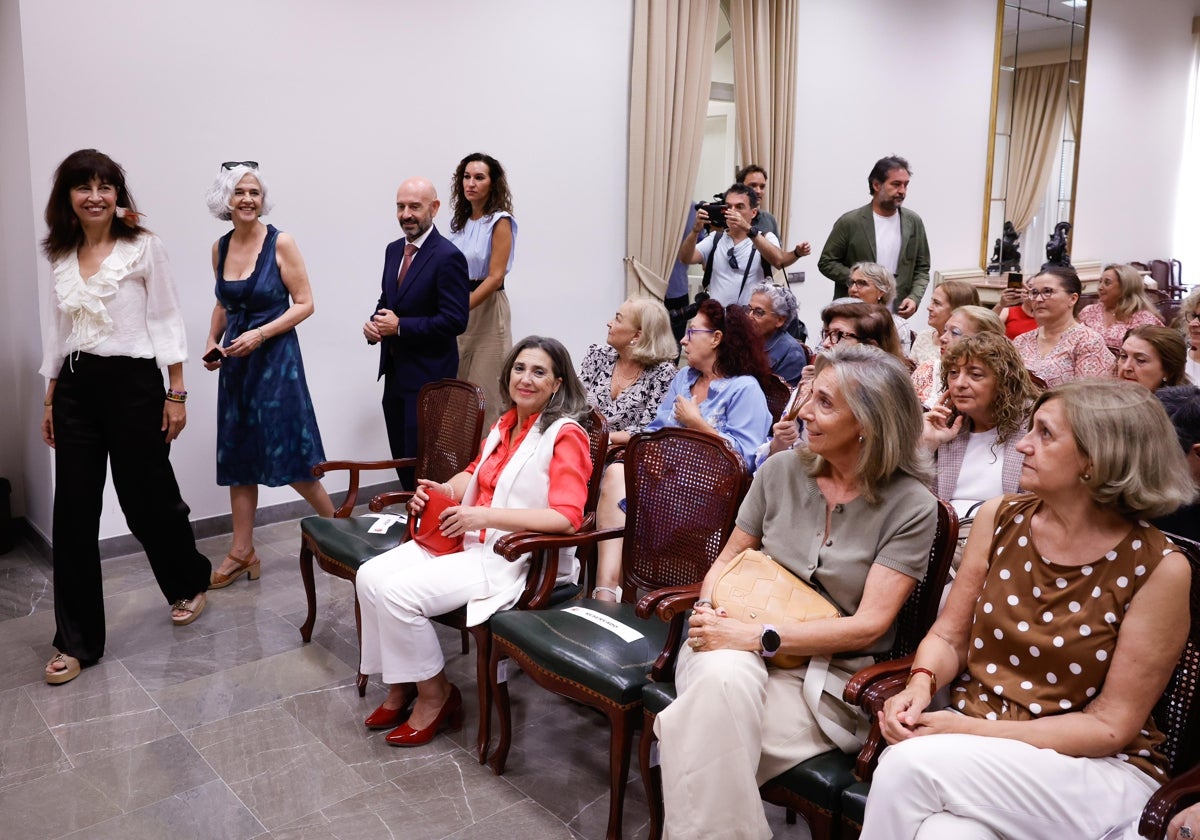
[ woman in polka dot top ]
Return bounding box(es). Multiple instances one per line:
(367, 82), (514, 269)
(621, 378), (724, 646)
(861, 380), (1196, 840)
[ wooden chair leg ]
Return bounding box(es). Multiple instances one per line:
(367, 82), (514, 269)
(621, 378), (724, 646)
(460, 629), (470, 655)
(640, 712), (664, 840)
(470, 625), (492, 764)
(354, 591), (366, 697)
(801, 805), (838, 840)
(299, 543), (317, 643)
(603, 708), (637, 840)
(488, 646), (513, 775)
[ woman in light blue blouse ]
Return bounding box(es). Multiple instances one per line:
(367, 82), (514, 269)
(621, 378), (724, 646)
(447, 152), (516, 430)
(591, 299), (773, 601)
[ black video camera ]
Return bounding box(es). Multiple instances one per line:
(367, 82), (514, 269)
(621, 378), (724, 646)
(697, 193), (729, 229)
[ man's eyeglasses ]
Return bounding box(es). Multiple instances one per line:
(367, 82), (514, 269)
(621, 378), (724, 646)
(1025, 287), (1060, 301)
(821, 328), (859, 344)
(743, 305), (771, 318)
(221, 160), (259, 170)
(685, 327), (717, 341)
(726, 247), (739, 270)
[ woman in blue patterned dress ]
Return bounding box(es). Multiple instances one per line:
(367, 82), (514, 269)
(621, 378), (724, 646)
(202, 162), (333, 588)
(447, 152), (516, 430)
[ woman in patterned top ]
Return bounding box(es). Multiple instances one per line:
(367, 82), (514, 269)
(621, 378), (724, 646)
(1013, 266), (1114, 386)
(577, 297), (677, 446)
(863, 380), (1195, 840)
(1078, 263), (1162, 348)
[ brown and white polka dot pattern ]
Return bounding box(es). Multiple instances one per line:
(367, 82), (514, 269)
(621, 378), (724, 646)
(952, 494), (1174, 781)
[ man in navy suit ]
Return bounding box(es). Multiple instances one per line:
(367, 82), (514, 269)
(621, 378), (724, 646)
(363, 177), (469, 484)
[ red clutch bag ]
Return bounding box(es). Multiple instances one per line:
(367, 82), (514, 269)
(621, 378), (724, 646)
(412, 487), (465, 556)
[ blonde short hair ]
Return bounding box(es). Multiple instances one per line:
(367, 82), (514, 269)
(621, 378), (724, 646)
(1032, 380), (1195, 518)
(623, 297), (679, 366)
(801, 344), (932, 503)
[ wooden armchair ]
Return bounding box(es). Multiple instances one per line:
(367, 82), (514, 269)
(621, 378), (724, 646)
(837, 532), (1200, 840)
(486, 428), (751, 840)
(297, 378), (486, 695)
(639, 498), (958, 840)
(761, 373), (792, 420)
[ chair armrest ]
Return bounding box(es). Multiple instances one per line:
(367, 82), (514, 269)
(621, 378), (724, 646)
(314, 457), (416, 516)
(1140, 764), (1200, 840)
(493, 523), (624, 562)
(844, 654), (915, 706)
(635, 584), (702, 621)
(369, 490), (415, 512)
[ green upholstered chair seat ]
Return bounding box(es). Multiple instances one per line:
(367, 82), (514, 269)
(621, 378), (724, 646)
(642, 681), (677, 715)
(490, 599), (670, 706)
(762, 749), (857, 810)
(840, 780), (869, 828)
(301, 514), (408, 573)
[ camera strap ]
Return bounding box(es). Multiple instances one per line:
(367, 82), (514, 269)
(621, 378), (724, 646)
(700, 231), (721, 295)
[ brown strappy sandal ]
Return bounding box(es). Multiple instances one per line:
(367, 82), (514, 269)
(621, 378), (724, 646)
(209, 548), (259, 589)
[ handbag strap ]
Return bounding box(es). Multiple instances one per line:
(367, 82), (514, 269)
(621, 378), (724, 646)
(801, 655), (871, 753)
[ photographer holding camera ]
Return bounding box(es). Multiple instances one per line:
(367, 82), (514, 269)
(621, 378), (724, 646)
(678, 183), (785, 308)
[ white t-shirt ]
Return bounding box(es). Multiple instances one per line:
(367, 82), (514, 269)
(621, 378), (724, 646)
(1186, 355), (1200, 385)
(950, 427), (1005, 520)
(695, 231), (780, 306)
(873, 211), (902, 276)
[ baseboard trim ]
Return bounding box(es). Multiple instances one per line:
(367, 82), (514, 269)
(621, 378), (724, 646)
(19, 480), (402, 561)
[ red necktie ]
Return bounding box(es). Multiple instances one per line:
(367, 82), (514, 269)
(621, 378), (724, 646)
(397, 242), (418, 286)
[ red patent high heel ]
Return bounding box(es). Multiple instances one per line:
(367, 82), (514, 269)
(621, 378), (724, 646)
(384, 685), (463, 747)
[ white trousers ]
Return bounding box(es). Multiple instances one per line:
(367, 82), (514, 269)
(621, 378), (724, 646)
(655, 644), (864, 840)
(861, 733), (1159, 840)
(356, 541), (495, 684)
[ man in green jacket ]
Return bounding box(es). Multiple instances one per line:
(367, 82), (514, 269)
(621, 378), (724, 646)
(817, 155), (931, 317)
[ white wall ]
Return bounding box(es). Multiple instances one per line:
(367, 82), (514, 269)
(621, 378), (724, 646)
(1074, 0), (1200, 262)
(786, 0), (999, 334)
(11, 0), (633, 539)
(0, 0), (50, 536)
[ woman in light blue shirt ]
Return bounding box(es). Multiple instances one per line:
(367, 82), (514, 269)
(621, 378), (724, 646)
(591, 299), (773, 601)
(447, 152), (516, 430)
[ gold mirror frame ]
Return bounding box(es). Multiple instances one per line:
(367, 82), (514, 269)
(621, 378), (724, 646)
(980, 0), (1092, 268)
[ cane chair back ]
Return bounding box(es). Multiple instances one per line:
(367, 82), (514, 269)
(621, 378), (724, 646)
(761, 373), (792, 421)
(1151, 534), (1200, 776)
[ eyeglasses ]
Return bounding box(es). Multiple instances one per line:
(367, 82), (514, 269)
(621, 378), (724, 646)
(221, 160), (259, 170)
(684, 327), (717, 341)
(743, 305), (771, 318)
(821, 329), (860, 344)
(847, 278), (873, 290)
(1025, 287), (1060, 301)
(726, 247), (739, 270)
(1186, 311), (1200, 323)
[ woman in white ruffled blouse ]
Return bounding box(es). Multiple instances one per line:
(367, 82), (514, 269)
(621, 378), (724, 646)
(38, 150), (211, 685)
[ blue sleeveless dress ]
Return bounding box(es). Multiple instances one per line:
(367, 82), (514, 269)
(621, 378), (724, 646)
(215, 225), (325, 486)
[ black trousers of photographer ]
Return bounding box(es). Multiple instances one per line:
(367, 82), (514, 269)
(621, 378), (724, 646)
(51, 353), (210, 664)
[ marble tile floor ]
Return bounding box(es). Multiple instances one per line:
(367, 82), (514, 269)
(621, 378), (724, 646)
(0, 519), (811, 840)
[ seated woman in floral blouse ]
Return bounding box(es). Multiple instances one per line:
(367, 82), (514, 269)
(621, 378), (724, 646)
(577, 297), (678, 445)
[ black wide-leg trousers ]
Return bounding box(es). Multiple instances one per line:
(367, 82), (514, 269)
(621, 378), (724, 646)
(51, 353), (211, 663)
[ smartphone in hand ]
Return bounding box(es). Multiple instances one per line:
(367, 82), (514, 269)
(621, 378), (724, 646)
(203, 348), (223, 363)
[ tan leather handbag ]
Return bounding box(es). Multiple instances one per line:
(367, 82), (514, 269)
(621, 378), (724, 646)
(710, 549), (841, 669)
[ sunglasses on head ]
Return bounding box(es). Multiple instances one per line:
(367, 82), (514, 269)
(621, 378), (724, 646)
(221, 161), (259, 171)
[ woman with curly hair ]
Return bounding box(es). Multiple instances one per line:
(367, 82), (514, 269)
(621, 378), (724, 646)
(590, 300), (773, 601)
(911, 305), (1005, 406)
(447, 152), (516, 429)
(1078, 263), (1162, 347)
(920, 331), (1041, 568)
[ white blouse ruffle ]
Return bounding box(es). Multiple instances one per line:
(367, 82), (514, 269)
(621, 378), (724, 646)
(53, 236), (145, 353)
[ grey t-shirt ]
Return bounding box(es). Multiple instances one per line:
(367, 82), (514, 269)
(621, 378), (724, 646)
(735, 451), (938, 653)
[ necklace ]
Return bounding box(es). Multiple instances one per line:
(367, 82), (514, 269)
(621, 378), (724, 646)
(610, 361), (640, 397)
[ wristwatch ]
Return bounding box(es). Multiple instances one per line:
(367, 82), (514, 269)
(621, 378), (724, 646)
(759, 624), (781, 658)
(749, 227), (762, 239)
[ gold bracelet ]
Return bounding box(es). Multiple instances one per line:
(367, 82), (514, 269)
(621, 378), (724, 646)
(43, 400), (53, 407)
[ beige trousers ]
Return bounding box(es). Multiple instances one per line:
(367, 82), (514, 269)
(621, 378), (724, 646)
(655, 643), (869, 840)
(458, 289), (512, 431)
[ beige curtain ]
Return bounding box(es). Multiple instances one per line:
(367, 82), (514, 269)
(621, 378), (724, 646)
(1005, 62), (1069, 234)
(728, 0), (798, 244)
(625, 0), (721, 299)
(1066, 59), (1083, 142)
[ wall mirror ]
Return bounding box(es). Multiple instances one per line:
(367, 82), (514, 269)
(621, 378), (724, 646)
(981, 0), (1091, 272)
